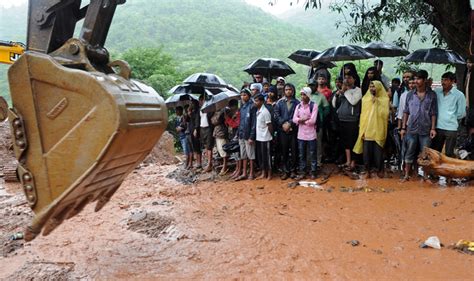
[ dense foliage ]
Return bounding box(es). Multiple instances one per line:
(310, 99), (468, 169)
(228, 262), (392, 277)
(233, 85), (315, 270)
(0, 0), (331, 104)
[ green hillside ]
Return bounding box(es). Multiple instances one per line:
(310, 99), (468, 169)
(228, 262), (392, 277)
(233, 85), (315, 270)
(0, 0), (327, 104)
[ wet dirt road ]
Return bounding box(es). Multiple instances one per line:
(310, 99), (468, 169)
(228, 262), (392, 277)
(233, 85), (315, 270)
(0, 164), (472, 279)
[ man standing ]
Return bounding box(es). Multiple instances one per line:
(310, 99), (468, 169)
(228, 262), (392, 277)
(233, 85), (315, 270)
(396, 77), (416, 169)
(198, 95), (214, 173)
(236, 88), (257, 180)
(393, 70), (414, 109)
(308, 77), (330, 168)
(275, 83), (300, 180)
(400, 70), (438, 181)
(293, 87), (318, 179)
(211, 107), (229, 175)
(374, 59), (390, 90)
(250, 83), (263, 97)
(255, 94), (273, 180)
(315, 73), (333, 101)
(175, 106), (191, 168)
(431, 72), (466, 157)
(275, 77), (286, 99)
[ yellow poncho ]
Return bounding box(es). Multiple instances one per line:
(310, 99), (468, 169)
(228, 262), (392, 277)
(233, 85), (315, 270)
(353, 80), (390, 154)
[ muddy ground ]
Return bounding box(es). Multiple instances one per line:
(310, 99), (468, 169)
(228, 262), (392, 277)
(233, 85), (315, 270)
(0, 162), (472, 280)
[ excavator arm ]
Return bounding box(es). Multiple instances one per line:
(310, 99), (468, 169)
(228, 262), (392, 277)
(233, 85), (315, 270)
(7, 0), (168, 241)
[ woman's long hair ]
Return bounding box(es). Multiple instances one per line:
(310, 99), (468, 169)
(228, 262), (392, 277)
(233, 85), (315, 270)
(339, 63), (361, 88)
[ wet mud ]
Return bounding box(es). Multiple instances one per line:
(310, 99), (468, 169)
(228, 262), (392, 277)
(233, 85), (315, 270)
(0, 164), (472, 279)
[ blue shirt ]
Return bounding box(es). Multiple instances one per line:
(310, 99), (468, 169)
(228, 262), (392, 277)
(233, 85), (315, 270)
(174, 115), (186, 140)
(238, 100), (256, 140)
(435, 87), (466, 131)
(404, 89), (437, 135)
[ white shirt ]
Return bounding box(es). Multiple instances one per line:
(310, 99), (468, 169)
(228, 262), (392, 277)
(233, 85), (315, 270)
(256, 106), (272, 142)
(200, 110), (209, 128)
(396, 90), (409, 120)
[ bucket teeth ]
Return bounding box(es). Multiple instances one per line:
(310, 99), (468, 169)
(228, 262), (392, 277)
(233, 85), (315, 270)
(65, 195), (93, 220)
(95, 185), (120, 212)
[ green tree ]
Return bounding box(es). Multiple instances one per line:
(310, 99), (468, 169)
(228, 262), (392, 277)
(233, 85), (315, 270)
(120, 47), (190, 98)
(299, 0), (472, 104)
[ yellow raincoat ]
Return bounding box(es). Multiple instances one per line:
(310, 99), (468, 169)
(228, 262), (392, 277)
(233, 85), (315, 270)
(353, 80), (390, 154)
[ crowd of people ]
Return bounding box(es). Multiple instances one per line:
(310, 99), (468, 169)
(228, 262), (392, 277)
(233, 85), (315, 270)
(173, 60), (472, 182)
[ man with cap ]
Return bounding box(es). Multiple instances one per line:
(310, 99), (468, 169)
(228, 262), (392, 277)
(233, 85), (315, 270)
(276, 77), (286, 99)
(250, 83), (263, 98)
(308, 78), (330, 168)
(274, 83), (300, 179)
(293, 87), (319, 179)
(236, 88), (257, 180)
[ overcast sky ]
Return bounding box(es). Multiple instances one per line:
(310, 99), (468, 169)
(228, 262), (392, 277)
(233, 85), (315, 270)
(0, 0), (304, 13)
(0, 0), (27, 8)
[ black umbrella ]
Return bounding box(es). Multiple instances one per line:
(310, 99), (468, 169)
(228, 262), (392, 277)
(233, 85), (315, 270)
(165, 93), (199, 108)
(183, 72), (228, 87)
(288, 49), (320, 65)
(363, 42), (409, 57)
(169, 83), (234, 96)
(288, 49), (337, 68)
(201, 90), (241, 113)
(243, 58), (295, 81)
(403, 48), (466, 65)
(312, 44), (375, 63)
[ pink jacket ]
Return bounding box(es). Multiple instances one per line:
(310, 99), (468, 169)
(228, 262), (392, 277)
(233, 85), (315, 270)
(292, 101), (318, 141)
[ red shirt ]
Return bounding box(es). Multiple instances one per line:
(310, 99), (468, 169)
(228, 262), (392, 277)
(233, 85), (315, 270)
(318, 87), (332, 102)
(225, 111), (240, 129)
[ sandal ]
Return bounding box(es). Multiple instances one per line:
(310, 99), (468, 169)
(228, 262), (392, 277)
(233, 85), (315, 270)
(400, 175), (410, 182)
(219, 169), (229, 176)
(235, 175), (247, 181)
(344, 166), (354, 172)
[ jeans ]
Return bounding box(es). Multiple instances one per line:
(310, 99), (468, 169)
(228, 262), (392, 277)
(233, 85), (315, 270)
(298, 139), (317, 174)
(180, 137), (190, 155)
(431, 129), (457, 157)
(404, 133), (431, 164)
(280, 131), (298, 174)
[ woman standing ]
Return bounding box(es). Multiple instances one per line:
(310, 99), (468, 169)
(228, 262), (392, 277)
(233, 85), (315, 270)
(353, 81), (390, 178)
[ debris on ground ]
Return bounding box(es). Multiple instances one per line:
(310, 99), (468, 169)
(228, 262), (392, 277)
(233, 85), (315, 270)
(432, 201), (443, 207)
(287, 181), (323, 190)
(347, 240), (360, 246)
(420, 236), (442, 249)
(9, 232), (24, 241)
(449, 240), (474, 255)
(5, 260), (75, 280)
(126, 210), (174, 238)
(339, 186), (394, 193)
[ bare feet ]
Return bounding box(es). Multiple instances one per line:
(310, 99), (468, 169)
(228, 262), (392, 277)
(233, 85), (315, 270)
(256, 172), (266, 180)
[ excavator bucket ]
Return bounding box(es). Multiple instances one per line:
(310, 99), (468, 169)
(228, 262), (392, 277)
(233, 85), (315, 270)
(8, 44), (167, 241)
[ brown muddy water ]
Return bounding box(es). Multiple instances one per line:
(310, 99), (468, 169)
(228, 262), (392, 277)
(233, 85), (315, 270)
(0, 164), (472, 279)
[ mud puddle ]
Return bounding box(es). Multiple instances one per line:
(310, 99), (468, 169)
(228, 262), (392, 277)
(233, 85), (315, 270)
(0, 164), (472, 279)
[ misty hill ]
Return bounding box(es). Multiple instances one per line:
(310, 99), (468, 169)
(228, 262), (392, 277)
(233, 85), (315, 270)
(0, 0), (327, 103)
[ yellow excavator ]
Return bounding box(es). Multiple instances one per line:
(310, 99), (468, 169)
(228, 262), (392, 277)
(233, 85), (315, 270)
(0, 41), (25, 65)
(0, 41), (25, 120)
(5, 0), (168, 241)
